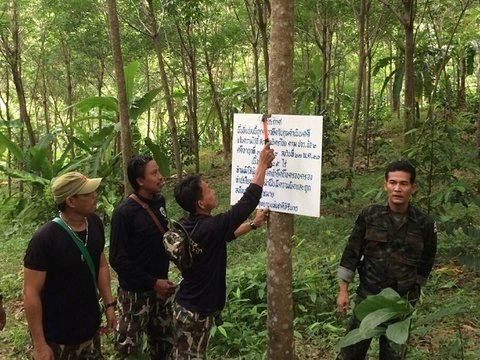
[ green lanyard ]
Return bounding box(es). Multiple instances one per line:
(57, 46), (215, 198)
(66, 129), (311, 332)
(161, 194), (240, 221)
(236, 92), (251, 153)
(52, 217), (97, 290)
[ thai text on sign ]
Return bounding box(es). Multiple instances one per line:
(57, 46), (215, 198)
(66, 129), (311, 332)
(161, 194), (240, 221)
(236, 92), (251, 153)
(230, 113), (323, 217)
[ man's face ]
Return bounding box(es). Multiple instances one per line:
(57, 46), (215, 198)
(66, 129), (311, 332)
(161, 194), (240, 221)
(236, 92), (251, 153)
(69, 191), (98, 215)
(198, 179), (217, 212)
(384, 170), (416, 210)
(137, 160), (164, 195)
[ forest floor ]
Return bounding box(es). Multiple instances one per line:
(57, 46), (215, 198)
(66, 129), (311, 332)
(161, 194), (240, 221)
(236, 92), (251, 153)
(0, 152), (479, 359)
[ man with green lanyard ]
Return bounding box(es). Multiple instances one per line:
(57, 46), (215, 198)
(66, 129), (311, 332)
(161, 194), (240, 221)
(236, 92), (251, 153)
(24, 172), (116, 360)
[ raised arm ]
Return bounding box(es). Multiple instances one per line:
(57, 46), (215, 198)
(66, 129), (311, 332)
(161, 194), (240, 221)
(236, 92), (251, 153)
(251, 143), (275, 187)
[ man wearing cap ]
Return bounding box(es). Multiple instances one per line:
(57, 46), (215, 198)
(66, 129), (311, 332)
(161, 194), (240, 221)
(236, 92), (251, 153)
(109, 154), (175, 359)
(24, 171), (116, 360)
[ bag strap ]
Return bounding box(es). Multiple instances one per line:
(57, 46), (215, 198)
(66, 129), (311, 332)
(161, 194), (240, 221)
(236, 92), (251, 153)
(129, 193), (167, 235)
(52, 217), (97, 290)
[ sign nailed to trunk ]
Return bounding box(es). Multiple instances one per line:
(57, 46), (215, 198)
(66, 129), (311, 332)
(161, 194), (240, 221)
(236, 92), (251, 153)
(231, 113), (323, 217)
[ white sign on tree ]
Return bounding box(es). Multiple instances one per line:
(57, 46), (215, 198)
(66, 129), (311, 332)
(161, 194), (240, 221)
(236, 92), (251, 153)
(230, 113), (323, 217)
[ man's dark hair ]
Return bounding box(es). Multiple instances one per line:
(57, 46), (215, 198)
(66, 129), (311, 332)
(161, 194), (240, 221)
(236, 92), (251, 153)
(58, 202), (68, 212)
(385, 160), (416, 184)
(127, 154), (153, 191)
(174, 174), (203, 214)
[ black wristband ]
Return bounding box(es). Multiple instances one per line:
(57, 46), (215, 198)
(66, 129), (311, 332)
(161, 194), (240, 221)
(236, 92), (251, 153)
(249, 222), (258, 230)
(105, 300), (117, 310)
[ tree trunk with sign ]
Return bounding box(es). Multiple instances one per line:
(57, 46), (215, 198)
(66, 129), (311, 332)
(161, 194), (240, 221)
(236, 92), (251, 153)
(266, 0), (295, 359)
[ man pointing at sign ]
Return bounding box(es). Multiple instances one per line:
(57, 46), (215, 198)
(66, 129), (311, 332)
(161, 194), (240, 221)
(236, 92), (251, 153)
(171, 143), (274, 359)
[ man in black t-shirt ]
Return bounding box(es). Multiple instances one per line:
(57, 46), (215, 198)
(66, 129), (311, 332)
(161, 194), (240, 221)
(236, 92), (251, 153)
(24, 172), (116, 360)
(171, 143), (274, 359)
(109, 154), (175, 359)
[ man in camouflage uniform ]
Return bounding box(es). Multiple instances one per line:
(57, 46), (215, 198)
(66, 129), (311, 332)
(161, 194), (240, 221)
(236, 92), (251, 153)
(110, 154), (175, 359)
(336, 160), (437, 360)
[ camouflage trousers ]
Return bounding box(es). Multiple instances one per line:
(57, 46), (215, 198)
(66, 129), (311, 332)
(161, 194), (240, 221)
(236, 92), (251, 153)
(337, 297), (407, 360)
(171, 300), (215, 360)
(115, 288), (174, 360)
(47, 332), (103, 360)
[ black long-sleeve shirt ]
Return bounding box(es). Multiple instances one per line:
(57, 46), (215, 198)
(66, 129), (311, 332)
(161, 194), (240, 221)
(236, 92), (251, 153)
(109, 193), (170, 292)
(176, 183), (262, 314)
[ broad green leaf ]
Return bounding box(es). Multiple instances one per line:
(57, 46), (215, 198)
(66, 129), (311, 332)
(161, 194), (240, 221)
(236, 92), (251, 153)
(71, 137), (93, 153)
(0, 130), (24, 161)
(258, 287), (265, 299)
(0, 165), (49, 185)
(380, 70), (397, 98)
(29, 147), (53, 179)
(219, 321), (234, 328)
(73, 96), (118, 113)
(36, 133), (55, 149)
(68, 115), (117, 127)
(466, 45), (476, 76)
(217, 326), (228, 338)
(354, 289), (413, 321)
(386, 317), (411, 344)
(144, 137), (171, 177)
(359, 308), (403, 335)
(60, 157), (95, 174)
(376, 288), (401, 300)
(294, 330), (303, 339)
(210, 325), (217, 337)
(129, 88), (161, 121)
(125, 61), (140, 105)
(392, 67), (404, 104)
(335, 327), (385, 352)
(90, 125), (115, 146)
(52, 141), (74, 175)
(373, 56), (396, 77)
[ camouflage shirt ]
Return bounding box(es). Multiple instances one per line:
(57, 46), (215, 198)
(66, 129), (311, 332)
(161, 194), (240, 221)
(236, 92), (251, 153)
(337, 204), (437, 296)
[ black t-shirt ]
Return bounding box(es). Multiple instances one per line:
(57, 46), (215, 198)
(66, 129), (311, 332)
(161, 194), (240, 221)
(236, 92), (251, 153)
(176, 183), (262, 314)
(24, 213), (104, 344)
(109, 193), (170, 292)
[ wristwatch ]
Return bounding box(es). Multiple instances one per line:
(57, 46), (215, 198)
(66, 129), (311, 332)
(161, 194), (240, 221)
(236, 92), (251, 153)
(105, 300), (117, 310)
(249, 221), (258, 230)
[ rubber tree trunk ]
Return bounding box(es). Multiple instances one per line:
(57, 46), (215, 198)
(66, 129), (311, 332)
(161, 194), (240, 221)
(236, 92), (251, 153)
(345, 0), (367, 190)
(106, 0), (133, 197)
(2, 0), (36, 146)
(204, 47), (231, 157)
(143, 0), (183, 180)
(476, 61), (480, 157)
(266, 0), (294, 358)
(402, 0), (416, 143)
(256, 0), (270, 93)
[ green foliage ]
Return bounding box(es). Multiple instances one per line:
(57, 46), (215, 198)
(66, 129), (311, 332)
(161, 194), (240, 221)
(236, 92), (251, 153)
(73, 97), (118, 114)
(336, 288), (414, 351)
(209, 254), (267, 358)
(403, 111), (480, 270)
(144, 137), (171, 177)
(360, 103), (395, 164)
